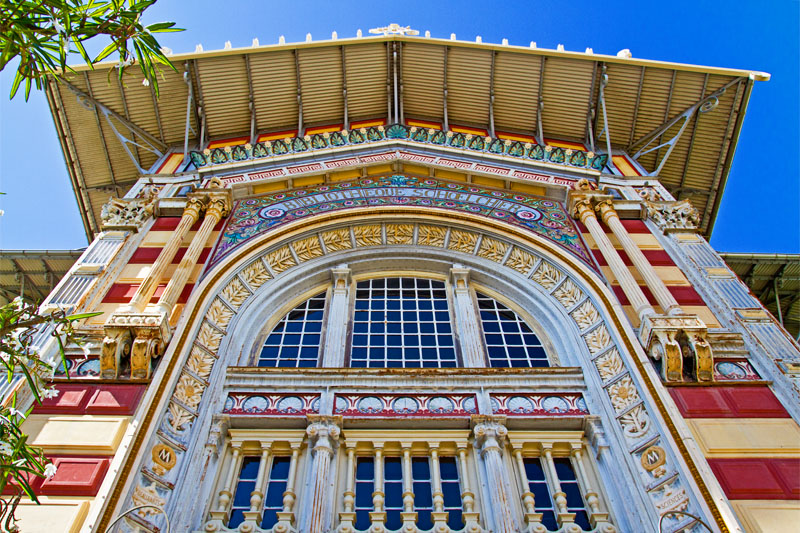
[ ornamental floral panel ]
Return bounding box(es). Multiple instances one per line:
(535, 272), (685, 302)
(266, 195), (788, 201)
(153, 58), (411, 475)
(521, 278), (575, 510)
(713, 359), (761, 381)
(223, 393), (320, 416)
(207, 175), (594, 271)
(333, 393), (477, 417)
(490, 393), (588, 416)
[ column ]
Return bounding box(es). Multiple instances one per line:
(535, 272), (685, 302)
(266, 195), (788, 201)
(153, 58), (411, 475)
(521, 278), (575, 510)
(370, 445), (387, 530)
(125, 196), (203, 312)
(541, 445), (575, 527)
(569, 445), (613, 529)
(156, 193), (230, 315)
(241, 445), (270, 530)
(573, 199), (655, 320)
(451, 266), (487, 367)
(275, 443), (302, 530)
(338, 445), (357, 531)
(305, 416), (341, 533)
(512, 447), (545, 531)
(401, 445), (417, 529)
(473, 416), (517, 533)
(457, 446), (481, 530)
(429, 446), (448, 529)
(322, 266), (352, 367)
(205, 444), (241, 530)
(596, 200), (682, 315)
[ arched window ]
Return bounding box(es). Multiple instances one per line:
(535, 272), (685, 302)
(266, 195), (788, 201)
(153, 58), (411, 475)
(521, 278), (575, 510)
(476, 292), (548, 368)
(255, 274), (551, 369)
(257, 291), (326, 367)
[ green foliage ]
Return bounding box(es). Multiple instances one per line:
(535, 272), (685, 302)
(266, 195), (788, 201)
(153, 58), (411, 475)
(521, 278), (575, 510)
(0, 296), (101, 525)
(0, 0), (183, 100)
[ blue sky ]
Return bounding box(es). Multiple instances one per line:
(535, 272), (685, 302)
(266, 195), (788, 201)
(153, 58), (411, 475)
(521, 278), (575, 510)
(1, 0), (798, 252)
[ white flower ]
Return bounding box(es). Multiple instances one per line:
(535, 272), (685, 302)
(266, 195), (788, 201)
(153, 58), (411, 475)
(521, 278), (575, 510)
(142, 78), (150, 87)
(44, 463), (57, 478)
(0, 441), (13, 455)
(0, 209), (4, 216)
(8, 408), (25, 420)
(81, 343), (93, 358)
(52, 19), (65, 34)
(41, 387), (59, 399)
(11, 296), (23, 310)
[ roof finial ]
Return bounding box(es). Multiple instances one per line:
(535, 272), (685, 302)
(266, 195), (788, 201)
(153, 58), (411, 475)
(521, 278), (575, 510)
(369, 23), (419, 36)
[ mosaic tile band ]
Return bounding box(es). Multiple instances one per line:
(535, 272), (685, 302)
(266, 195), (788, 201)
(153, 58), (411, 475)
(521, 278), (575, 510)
(208, 175), (593, 270)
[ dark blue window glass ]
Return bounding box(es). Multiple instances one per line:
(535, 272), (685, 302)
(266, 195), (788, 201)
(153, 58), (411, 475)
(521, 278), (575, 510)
(258, 292), (325, 367)
(524, 457), (558, 531)
(228, 456), (260, 528)
(261, 456), (291, 529)
(477, 292), (549, 368)
(354, 458), (374, 531)
(440, 457), (463, 530)
(385, 457), (403, 530)
(554, 458), (591, 530)
(350, 278), (457, 368)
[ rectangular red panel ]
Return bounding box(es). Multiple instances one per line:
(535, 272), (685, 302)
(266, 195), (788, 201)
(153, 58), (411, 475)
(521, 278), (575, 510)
(33, 385), (146, 415)
(129, 247), (212, 265)
(611, 285), (705, 307)
(150, 217), (224, 232)
(723, 387), (790, 418)
(593, 248), (676, 267)
(38, 456), (110, 496)
(708, 458), (800, 500)
(86, 385), (146, 415)
(669, 388), (731, 417)
(670, 387), (790, 418)
(33, 384), (91, 414)
(103, 283), (195, 304)
(620, 219), (651, 233)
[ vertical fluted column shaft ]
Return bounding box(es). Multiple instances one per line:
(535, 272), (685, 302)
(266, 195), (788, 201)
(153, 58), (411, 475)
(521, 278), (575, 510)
(474, 420), (517, 533)
(451, 267), (486, 367)
(127, 198), (203, 312)
(597, 201), (682, 315)
(306, 420), (340, 533)
(157, 196), (226, 314)
(575, 200), (655, 319)
(322, 267), (351, 367)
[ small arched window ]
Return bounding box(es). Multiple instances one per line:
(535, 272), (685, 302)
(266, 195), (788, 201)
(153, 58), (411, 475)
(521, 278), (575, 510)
(257, 291), (326, 367)
(476, 292), (548, 368)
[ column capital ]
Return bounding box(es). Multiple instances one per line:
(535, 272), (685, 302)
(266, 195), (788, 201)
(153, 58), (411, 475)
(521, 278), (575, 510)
(471, 415), (508, 453)
(595, 199), (619, 224)
(306, 415), (342, 454)
(330, 265), (351, 292)
(644, 198), (700, 233)
(566, 179), (613, 221)
(450, 265), (470, 291)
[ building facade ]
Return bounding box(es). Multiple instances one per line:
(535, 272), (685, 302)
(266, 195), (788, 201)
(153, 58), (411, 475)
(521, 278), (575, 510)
(13, 28), (800, 533)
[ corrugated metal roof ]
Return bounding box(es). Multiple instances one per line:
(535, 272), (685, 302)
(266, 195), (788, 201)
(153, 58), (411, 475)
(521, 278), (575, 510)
(46, 34), (767, 239)
(721, 253), (800, 339)
(0, 250), (84, 305)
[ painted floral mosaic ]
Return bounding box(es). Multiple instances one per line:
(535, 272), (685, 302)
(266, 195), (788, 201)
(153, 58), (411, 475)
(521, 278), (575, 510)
(208, 175), (593, 269)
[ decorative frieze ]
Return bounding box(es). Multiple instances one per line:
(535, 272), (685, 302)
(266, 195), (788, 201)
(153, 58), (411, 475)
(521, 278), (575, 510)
(490, 393), (588, 416)
(223, 393), (320, 416)
(333, 393), (477, 417)
(100, 188), (158, 232)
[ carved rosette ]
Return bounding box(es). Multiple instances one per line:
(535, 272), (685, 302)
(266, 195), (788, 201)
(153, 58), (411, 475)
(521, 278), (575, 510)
(639, 314), (714, 382)
(644, 199), (699, 233)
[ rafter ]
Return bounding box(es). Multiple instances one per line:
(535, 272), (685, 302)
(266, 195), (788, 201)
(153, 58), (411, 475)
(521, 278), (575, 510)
(341, 45), (349, 130)
(536, 57), (546, 143)
(488, 50), (496, 137)
(84, 72), (119, 195)
(116, 74), (143, 169)
(244, 54), (257, 143)
(295, 49), (304, 136)
(585, 61), (599, 151)
(628, 67), (646, 147)
(676, 74), (709, 199)
(443, 45), (449, 130)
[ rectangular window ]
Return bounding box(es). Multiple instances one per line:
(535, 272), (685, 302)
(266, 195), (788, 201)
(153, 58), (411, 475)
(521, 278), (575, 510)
(262, 456), (291, 529)
(229, 456), (260, 529)
(352, 454), (462, 530)
(351, 278), (457, 369)
(523, 457), (590, 531)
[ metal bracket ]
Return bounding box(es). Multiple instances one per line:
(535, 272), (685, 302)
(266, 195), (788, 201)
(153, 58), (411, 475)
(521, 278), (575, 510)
(628, 77), (741, 175)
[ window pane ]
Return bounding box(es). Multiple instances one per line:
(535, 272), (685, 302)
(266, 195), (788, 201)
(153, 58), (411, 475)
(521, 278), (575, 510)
(350, 278), (457, 368)
(523, 457), (557, 531)
(228, 456), (260, 529)
(554, 458), (590, 530)
(476, 292), (549, 368)
(355, 457), (375, 525)
(261, 456), (290, 529)
(258, 292), (325, 367)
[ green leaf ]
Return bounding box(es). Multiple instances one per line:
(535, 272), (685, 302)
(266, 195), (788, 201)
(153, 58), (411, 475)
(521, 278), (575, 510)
(65, 311), (102, 321)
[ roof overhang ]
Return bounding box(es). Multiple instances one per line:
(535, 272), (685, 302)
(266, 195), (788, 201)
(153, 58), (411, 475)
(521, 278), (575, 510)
(45, 34), (768, 240)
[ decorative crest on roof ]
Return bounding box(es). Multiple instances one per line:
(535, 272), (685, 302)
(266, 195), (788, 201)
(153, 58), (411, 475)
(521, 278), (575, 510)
(369, 23), (419, 36)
